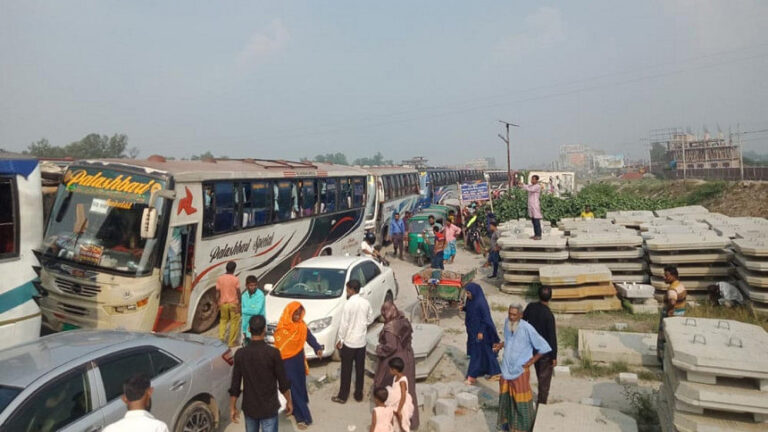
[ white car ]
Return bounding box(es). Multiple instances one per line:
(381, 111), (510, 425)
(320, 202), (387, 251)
(264, 256), (398, 359)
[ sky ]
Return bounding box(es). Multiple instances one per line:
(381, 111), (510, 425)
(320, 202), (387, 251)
(2, 0), (768, 167)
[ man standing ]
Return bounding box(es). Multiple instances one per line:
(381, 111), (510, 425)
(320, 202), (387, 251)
(241, 275), (265, 346)
(657, 266), (687, 363)
(333, 280), (374, 404)
(484, 207), (497, 239)
(104, 374), (169, 432)
(431, 226), (446, 270)
(519, 175), (543, 240)
(522, 286), (557, 404)
(217, 261), (241, 348)
(493, 304), (552, 432)
(486, 221), (501, 279)
(390, 212), (406, 260)
(230, 315), (292, 432)
(443, 218), (462, 264)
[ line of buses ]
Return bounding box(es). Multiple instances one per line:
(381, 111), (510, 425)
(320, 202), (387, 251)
(0, 153), (511, 349)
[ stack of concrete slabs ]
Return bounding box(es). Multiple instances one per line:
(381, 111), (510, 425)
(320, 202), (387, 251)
(658, 384), (765, 432)
(732, 238), (768, 316)
(659, 317), (768, 429)
(607, 210), (656, 228)
(654, 205), (710, 217)
(578, 329), (658, 366)
(539, 264), (620, 313)
(568, 234), (648, 283)
(615, 282), (659, 314)
(533, 402), (638, 432)
(498, 236), (568, 294)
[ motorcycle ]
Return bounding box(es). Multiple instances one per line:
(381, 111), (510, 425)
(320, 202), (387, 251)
(464, 214), (486, 256)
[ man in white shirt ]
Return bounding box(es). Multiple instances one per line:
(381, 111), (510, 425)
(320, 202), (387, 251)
(332, 279), (373, 403)
(104, 373), (169, 432)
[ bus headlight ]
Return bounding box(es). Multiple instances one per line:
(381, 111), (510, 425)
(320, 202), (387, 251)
(308, 317), (332, 332)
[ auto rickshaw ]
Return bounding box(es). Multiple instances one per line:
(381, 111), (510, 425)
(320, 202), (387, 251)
(407, 215), (442, 266)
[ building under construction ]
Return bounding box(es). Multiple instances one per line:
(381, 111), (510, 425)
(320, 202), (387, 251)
(650, 128), (741, 171)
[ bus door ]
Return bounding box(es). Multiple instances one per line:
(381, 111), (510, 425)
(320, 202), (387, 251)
(157, 224), (196, 330)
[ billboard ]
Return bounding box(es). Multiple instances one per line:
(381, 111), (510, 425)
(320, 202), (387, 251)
(460, 181), (490, 201)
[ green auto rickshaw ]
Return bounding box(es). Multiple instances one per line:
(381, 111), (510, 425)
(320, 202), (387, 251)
(407, 215), (443, 266)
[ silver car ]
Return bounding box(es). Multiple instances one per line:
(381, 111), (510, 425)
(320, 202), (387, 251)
(0, 330), (233, 432)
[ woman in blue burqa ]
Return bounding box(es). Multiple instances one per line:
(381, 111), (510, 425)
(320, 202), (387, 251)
(462, 283), (501, 385)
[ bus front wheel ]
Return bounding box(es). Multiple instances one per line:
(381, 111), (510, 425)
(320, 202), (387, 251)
(192, 289), (219, 333)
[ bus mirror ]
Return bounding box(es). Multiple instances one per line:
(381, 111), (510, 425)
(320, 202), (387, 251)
(141, 207), (158, 239)
(263, 284), (274, 293)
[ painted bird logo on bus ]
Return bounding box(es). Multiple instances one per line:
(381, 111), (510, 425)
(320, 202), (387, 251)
(177, 186), (197, 216)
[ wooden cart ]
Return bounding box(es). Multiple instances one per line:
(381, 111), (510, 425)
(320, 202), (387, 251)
(411, 268), (476, 324)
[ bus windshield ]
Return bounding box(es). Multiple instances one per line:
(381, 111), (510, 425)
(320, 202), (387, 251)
(42, 166), (167, 275)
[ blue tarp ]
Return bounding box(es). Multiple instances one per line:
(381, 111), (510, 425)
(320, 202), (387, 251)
(0, 159), (38, 179)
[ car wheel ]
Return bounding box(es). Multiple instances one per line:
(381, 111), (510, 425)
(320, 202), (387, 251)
(321, 248), (332, 256)
(191, 289), (219, 333)
(175, 400), (215, 432)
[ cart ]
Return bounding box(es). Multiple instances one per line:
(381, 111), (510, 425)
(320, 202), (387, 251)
(411, 268), (476, 324)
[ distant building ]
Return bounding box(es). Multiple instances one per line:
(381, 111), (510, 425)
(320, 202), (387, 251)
(484, 157), (496, 169)
(594, 154), (625, 169)
(655, 132), (741, 170)
(402, 156), (429, 169)
(465, 158), (489, 170)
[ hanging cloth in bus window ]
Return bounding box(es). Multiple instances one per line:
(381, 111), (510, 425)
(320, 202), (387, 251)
(353, 178), (364, 208)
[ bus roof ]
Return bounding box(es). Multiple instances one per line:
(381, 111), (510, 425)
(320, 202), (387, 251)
(71, 158), (370, 182)
(359, 166), (418, 175)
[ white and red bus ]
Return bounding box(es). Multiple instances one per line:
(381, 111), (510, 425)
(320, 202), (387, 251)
(37, 157), (369, 333)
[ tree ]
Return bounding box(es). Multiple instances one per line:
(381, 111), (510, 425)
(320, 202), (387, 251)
(353, 152), (393, 166)
(25, 134), (137, 159)
(313, 153), (348, 165)
(190, 151), (215, 160)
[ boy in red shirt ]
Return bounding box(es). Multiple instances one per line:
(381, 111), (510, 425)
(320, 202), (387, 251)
(216, 261), (241, 347)
(431, 226), (446, 270)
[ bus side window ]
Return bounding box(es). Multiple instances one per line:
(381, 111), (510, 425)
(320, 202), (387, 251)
(353, 177), (364, 208)
(213, 182), (235, 234)
(339, 178), (352, 210)
(202, 184), (215, 236)
(274, 180), (294, 222)
(0, 178), (18, 257)
(325, 179), (337, 212)
(383, 176), (390, 201)
(244, 181), (271, 227)
(301, 179), (316, 217)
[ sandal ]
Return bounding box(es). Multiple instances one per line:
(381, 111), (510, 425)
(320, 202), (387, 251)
(297, 422), (308, 430)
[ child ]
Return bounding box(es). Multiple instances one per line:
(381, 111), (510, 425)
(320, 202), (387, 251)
(386, 357), (414, 432)
(370, 388), (395, 432)
(215, 261), (241, 348)
(241, 275), (265, 346)
(431, 226), (445, 270)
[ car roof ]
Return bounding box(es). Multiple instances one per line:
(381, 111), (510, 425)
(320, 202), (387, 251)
(294, 255), (369, 270)
(0, 330), (156, 388)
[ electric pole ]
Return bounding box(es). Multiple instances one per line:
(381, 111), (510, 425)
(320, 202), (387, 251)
(498, 120), (519, 190)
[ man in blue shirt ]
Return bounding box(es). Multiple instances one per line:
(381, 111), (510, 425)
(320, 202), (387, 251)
(241, 275), (266, 346)
(389, 212), (406, 260)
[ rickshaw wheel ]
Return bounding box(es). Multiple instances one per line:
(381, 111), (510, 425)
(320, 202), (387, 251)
(417, 255), (426, 266)
(420, 300), (440, 325)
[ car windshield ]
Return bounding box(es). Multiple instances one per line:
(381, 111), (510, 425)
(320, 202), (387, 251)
(0, 385), (21, 411)
(271, 267), (347, 299)
(42, 166), (167, 275)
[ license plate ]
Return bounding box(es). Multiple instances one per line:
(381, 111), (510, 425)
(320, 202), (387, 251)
(62, 323), (80, 331)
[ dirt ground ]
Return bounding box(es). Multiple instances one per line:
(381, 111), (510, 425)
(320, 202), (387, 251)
(223, 244), (660, 432)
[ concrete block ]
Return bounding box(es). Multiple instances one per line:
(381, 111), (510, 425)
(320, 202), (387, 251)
(426, 415), (455, 432)
(554, 365), (571, 377)
(583, 261), (647, 272)
(654, 205), (710, 217)
(658, 383), (766, 432)
(550, 282), (616, 300)
(733, 238), (768, 257)
(539, 264), (612, 285)
(645, 234), (729, 251)
(502, 272), (539, 283)
(619, 372), (638, 385)
(498, 236), (567, 250)
(569, 247), (644, 260)
(664, 317), (768, 381)
(615, 283), (654, 299)
(448, 382), (467, 397)
(549, 296), (622, 314)
(736, 266), (768, 288)
(435, 398), (457, 418)
(501, 249), (569, 260)
(578, 330), (658, 366)
(648, 250), (733, 264)
(624, 302), (659, 315)
(533, 402), (638, 432)
(500, 283), (529, 295)
(614, 322), (628, 331)
(650, 263), (733, 277)
(501, 260), (565, 272)
(734, 253), (768, 272)
(580, 397), (602, 407)
(739, 280), (768, 302)
(423, 389), (438, 414)
(456, 392), (479, 410)
(567, 234), (643, 249)
(432, 383), (452, 399)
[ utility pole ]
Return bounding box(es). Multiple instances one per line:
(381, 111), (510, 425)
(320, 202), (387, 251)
(498, 120), (519, 190)
(738, 123), (744, 181)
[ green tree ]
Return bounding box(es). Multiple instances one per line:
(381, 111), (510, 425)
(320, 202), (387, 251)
(191, 151), (216, 160)
(25, 134), (136, 159)
(353, 152), (393, 166)
(313, 153), (348, 165)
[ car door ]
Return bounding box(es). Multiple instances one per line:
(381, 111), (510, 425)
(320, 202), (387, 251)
(348, 263), (369, 300)
(361, 260), (387, 314)
(2, 365), (105, 432)
(94, 347), (190, 428)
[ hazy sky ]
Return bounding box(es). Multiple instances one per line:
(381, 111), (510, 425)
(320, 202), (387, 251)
(2, 1), (767, 167)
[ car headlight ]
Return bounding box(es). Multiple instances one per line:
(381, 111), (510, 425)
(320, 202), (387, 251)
(308, 317), (332, 332)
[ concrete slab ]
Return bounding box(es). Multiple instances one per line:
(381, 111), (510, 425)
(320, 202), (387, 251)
(550, 283), (617, 300)
(539, 264), (612, 285)
(733, 238), (768, 257)
(654, 205), (710, 217)
(664, 350), (768, 418)
(646, 234), (730, 252)
(657, 384), (765, 432)
(365, 323), (445, 379)
(651, 277), (730, 291)
(498, 236), (567, 250)
(549, 296), (622, 313)
(501, 250), (570, 260)
(735, 229), (768, 240)
(665, 317), (768, 381)
(615, 283), (655, 299)
(611, 273), (650, 284)
(568, 227), (638, 237)
(650, 264), (733, 277)
(500, 283), (530, 295)
(501, 261), (564, 272)
(502, 273), (539, 283)
(578, 330), (659, 366)
(624, 302), (660, 315)
(569, 248), (644, 259)
(568, 235), (643, 249)
(734, 253), (768, 272)
(648, 250), (733, 264)
(736, 280), (768, 302)
(736, 267), (768, 288)
(571, 260), (647, 272)
(532, 402), (638, 432)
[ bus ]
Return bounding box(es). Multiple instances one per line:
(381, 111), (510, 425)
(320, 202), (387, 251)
(418, 168), (484, 206)
(0, 153), (44, 349)
(36, 157), (369, 333)
(362, 167), (420, 242)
